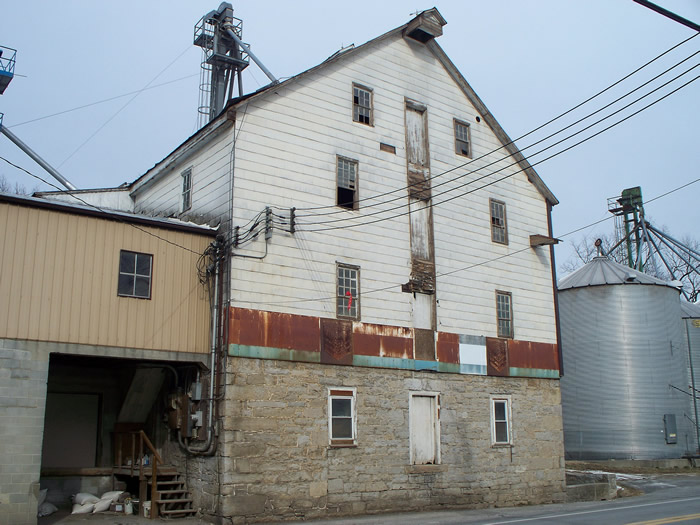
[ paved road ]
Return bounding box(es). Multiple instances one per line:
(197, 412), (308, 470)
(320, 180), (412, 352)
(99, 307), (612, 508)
(305, 473), (700, 525)
(41, 473), (700, 525)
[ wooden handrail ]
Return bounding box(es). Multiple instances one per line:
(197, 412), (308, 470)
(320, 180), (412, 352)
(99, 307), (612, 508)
(113, 430), (162, 519)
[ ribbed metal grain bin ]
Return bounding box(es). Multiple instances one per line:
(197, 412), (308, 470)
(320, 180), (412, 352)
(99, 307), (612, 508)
(559, 257), (694, 460)
(681, 301), (700, 453)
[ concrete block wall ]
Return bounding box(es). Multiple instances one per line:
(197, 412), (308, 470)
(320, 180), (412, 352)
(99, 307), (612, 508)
(219, 357), (566, 523)
(0, 339), (50, 525)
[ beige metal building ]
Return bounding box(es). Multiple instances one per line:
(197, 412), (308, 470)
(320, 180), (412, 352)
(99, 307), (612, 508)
(0, 194), (216, 524)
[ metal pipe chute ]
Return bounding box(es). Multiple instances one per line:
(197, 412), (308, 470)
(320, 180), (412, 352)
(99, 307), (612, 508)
(0, 125), (77, 191)
(223, 26), (277, 84)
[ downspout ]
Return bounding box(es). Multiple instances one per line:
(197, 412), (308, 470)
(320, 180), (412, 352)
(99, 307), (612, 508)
(547, 202), (564, 376)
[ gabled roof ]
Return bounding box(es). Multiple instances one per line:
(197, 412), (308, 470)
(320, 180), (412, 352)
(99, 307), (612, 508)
(131, 8), (557, 205)
(558, 256), (677, 290)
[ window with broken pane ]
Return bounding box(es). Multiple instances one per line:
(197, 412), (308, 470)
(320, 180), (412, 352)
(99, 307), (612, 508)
(337, 156), (358, 210)
(490, 198), (508, 244)
(454, 119), (471, 157)
(496, 290), (513, 338)
(352, 84), (372, 125)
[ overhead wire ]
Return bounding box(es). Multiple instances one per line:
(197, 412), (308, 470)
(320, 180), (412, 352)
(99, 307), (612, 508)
(236, 176), (700, 307)
(0, 155), (207, 256)
(57, 45), (195, 168)
(292, 32), (699, 216)
(299, 50), (700, 223)
(297, 71), (699, 232)
(5, 74), (199, 129)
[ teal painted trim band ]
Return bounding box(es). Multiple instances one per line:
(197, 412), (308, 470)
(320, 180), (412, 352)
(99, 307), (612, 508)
(352, 354), (414, 370)
(229, 344), (321, 364)
(509, 367), (559, 379)
(459, 363), (487, 375)
(415, 360), (461, 374)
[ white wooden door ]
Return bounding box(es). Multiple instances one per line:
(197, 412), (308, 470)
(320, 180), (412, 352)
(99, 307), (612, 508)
(410, 395), (436, 464)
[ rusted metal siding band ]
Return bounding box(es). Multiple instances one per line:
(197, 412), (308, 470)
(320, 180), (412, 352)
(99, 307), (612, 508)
(228, 307), (320, 352)
(436, 332), (459, 364)
(508, 340), (559, 371)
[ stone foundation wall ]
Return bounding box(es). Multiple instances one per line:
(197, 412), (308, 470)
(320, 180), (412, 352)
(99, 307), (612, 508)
(218, 357), (565, 523)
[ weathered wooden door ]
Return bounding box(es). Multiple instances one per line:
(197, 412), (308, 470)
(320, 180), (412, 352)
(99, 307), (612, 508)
(405, 100), (436, 336)
(410, 395), (436, 464)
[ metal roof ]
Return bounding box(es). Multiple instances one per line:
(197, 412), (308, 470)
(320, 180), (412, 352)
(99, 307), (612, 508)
(558, 256), (677, 291)
(0, 192), (218, 236)
(681, 300), (700, 318)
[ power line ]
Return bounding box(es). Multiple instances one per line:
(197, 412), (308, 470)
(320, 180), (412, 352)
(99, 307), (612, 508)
(237, 176), (700, 307)
(292, 32), (699, 216)
(0, 155), (207, 256)
(57, 45), (194, 168)
(298, 72), (699, 232)
(5, 74), (199, 129)
(299, 58), (698, 228)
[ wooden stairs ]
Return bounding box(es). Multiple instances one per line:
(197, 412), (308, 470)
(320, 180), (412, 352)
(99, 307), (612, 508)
(113, 430), (196, 519)
(155, 472), (196, 518)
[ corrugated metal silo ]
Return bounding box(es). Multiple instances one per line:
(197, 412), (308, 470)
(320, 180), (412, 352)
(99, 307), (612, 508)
(681, 301), (700, 453)
(559, 257), (695, 459)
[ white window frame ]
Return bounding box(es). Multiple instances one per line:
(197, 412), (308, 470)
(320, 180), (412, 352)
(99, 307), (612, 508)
(454, 118), (471, 157)
(409, 391), (441, 465)
(490, 395), (512, 446)
(117, 250), (153, 299)
(496, 290), (513, 339)
(336, 263), (360, 320)
(328, 387), (357, 446)
(490, 198), (508, 245)
(181, 167), (192, 212)
(352, 83), (373, 125)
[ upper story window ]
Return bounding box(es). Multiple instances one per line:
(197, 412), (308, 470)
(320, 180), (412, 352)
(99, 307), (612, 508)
(352, 84), (373, 125)
(337, 263), (359, 320)
(454, 119), (471, 157)
(496, 290), (513, 338)
(118, 250), (153, 299)
(490, 396), (512, 446)
(490, 198), (508, 245)
(182, 167), (192, 212)
(328, 388), (357, 446)
(337, 156), (358, 210)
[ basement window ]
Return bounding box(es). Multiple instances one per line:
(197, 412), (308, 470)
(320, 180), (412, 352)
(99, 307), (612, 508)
(352, 84), (373, 125)
(181, 167), (192, 212)
(490, 396), (512, 446)
(118, 250), (153, 299)
(490, 198), (508, 245)
(454, 119), (471, 157)
(329, 388), (357, 446)
(337, 156), (358, 210)
(337, 263), (359, 319)
(496, 290), (513, 339)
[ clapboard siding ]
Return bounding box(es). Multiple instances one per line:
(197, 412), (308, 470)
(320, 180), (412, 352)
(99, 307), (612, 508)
(131, 33), (556, 343)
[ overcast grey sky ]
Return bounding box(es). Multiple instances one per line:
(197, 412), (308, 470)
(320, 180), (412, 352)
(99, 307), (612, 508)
(1, 1), (698, 271)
